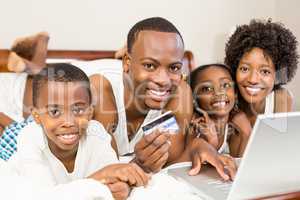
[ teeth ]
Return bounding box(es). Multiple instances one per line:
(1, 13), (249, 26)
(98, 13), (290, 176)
(212, 101), (227, 107)
(149, 89), (168, 96)
(59, 134), (76, 140)
(246, 87), (261, 95)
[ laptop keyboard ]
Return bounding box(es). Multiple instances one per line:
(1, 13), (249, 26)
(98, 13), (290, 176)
(206, 179), (232, 193)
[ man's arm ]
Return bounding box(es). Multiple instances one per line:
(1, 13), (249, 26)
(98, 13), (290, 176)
(133, 80), (193, 172)
(164, 80), (193, 163)
(90, 74), (118, 153)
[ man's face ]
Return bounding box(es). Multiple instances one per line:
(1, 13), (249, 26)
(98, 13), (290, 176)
(33, 81), (93, 155)
(124, 31), (184, 111)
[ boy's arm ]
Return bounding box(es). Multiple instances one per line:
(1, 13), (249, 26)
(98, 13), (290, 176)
(90, 74), (118, 153)
(0, 112), (14, 128)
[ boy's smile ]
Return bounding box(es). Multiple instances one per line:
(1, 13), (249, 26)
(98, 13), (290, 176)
(33, 81), (92, 155)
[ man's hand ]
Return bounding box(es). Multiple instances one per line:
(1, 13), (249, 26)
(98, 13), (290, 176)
(89, 163), (150, 187)
(188, 138), (237, 181)
(134, 129), (171, 173)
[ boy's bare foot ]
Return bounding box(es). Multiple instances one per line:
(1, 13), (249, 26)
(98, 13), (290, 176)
(7, 52), (26, 72)
(10, 32), (49, 73)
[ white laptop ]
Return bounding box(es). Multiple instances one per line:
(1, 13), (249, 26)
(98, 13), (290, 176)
(168, 112), (300, 200)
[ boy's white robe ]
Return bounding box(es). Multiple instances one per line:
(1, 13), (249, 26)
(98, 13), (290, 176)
(0, 120), (117, 200)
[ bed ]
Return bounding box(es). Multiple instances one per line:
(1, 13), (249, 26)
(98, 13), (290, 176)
(1, 48), (299, 199)
(0, 49), (116, 72)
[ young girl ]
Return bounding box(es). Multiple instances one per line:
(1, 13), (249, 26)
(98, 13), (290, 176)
(189, 64), (252, 157)
(0, 63), (149, 200)
(225, 19), (299, 126)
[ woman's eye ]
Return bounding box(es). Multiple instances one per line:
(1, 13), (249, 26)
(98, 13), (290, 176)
(261, 69), (271, 76)
(143, 63), (155, 70)
(48, 108), (61, 118)
(239, 66), (249, 73)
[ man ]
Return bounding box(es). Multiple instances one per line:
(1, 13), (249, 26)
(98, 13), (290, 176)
(90, 17), (236, 179)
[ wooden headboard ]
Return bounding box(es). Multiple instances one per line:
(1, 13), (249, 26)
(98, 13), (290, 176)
(0, 49), (116, 72)
(0, 49), (195, 73)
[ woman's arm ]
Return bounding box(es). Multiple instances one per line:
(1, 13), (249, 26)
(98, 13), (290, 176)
(228, 111), (252, 157)
(275, 87), (294, 112)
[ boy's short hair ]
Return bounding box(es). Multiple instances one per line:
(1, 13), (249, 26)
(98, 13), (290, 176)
(189, 63), (233, 91)
(32, 63), (91, 107)
(127, 17), (184, 53)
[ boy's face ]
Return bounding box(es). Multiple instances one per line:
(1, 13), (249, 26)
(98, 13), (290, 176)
(33, 81), (93, 153)
(194, 66), (235, 117)
(124, 31), (184, 111)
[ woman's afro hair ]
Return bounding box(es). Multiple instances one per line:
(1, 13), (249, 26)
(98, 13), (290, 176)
(225, 19), (299, 87)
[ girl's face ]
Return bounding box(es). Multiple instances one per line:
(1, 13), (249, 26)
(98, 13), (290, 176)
(236, 47), (276, 105)
(194, 66), (235, 117)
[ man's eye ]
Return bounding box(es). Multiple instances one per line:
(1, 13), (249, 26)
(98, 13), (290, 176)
(48, 108), (61, 118)
(169, 65), (182, 73)
(143, 63), (155, 70)
(73, 107), (85, 115)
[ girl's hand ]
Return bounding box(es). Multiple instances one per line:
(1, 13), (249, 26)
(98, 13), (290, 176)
(190, 109), (218, 148)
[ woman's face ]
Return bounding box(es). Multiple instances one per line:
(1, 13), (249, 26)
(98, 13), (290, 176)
(236, 47), (276, 105)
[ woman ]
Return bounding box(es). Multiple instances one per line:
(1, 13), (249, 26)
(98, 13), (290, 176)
(225, 19), (299, 126)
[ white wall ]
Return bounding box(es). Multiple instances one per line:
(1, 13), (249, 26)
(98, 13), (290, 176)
(1, 0), (275, 66)
(3, 0), (298, 109)
(275, 0), (300, 110)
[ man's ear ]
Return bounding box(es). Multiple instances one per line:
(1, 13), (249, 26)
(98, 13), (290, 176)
(122, 52), (131, 73)
(88, 106), (94, 120)
(32, 109), (41, 124)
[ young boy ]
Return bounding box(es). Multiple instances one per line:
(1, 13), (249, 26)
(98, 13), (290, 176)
(1, 63), (149, 200)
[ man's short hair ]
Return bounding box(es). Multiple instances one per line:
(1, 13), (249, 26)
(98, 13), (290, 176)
(127, 17), (184, 53)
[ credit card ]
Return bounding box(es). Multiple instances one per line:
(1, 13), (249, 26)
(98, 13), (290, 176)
(142, 111), (179, 135)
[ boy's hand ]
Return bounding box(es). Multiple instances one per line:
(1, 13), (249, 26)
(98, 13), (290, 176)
(134, 129), (171, 173)
(188, 138), (237, 181)
(190, 109), (218, 148)
(104, 177), (130, 200)
(89, 163), (150, 187)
